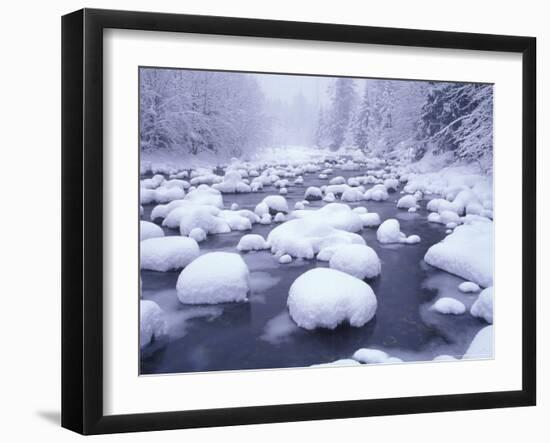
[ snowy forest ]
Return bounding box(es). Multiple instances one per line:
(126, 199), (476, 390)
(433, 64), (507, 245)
(139, 68), (494, 374)
(140, 68), (493, 170)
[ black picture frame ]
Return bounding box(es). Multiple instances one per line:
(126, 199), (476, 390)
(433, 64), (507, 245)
(61, 8), (537, 435)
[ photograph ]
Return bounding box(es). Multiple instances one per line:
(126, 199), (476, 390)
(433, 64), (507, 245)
(138, 66), (494, 375)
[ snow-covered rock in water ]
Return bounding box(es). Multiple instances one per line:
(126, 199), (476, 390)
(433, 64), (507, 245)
(260, 195), (289, 214)
(470, 287), (493, 323)
(405, 234), (421, 244)
(140, 236), (200, 272)
(360, 213), (381, 228)
(273, 212), (285, 223)
(188, 227), (207, 243)
(141, 174), (165, 189)
(294, 201), (305, 210)
(279, 187), (288, 195)
(430, 297), (466, 315)
(179, 207), (231, 236)
(427, 212), (441, 223)
(352, 348), (389, 364)
(463, 325), (493, 359)
(458, 281), (481, 293)
(352, 206), (368, 214)
(376, 219), (406, 244)
(268, 218), (365, 259)
(237, 234), (269, 252)
(278, 254), (292, 264)
(230, 203), (239, 211)
(140, 221), (164, 241)
(150, 199), (189, 221)
(397, 194), (417, 210)
(316, 245), (340, 261)
(185, 185), (224, 208)
(439, 210), (460, 225)
(304, 186), (323, 201)
(152, 186), (186, 204)
(408, 207), (417, 213)
(323, 192), (336, 203)
(384, 178), (399, 192)
(219, 211), (252, 231)
(329, 176), (346, 185)
(318, 173), (328, 180)
(424, 221), (493, 287)
(287, 268), (377, 330)
(259, 214), (272, 225)
(164, 179), (189, 190)
(364, 184), (389, 201)
(329, 245), (381, 280)
(161, 203), (218, 229)
(341, 188), (364, 202)
(140, 300), (167, 348)
(294, 176), (304, 185)
(176, 252), (250, 304)
(292, 203), (363, 233)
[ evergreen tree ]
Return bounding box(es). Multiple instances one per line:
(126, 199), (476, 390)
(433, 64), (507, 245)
(325, 78), (357, 150)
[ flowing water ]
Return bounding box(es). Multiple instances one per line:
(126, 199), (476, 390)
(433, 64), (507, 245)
(140, 170), (488, 374)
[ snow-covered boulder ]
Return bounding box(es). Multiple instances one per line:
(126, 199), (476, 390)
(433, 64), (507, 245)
(458, 281), (481, 293)
(274, 212), (286, 223)
(219, 211), (252, 231)
(292, 203), (363, 233)
(212, 170), (251, 193)
(237, 234), (269, 252)
(397, 194), (417, 210)
(287, 268), (377, 330)
(189, 227), (207, 243)
(424, 221), (493, 287)
(360, 213), (381, 228)
(323, 192), (336, 203)
(352, 348), (389, 364)
(140, 221), (164, 241)
(329, 244), (381, 280)
(384, 178), (399, 192)
(176, 252), (250, 304)
(376, 219), (406, 244)
(179, 206), (231, 236)
(470, 287), (493, 323)
(140, 236), (200, 272)
(278, 254), (292, 264)
(185, 185), (224, 208)
(268, 218), (365, 259)
(463, 325), (493, 359)
(430, 297), (466, 315)
(341, 188), (365, 202)
(260, 195), (289, 215)
(329, 176), (346, 185)
(304, 186), (323, 201)
(140, 300), (167, 348)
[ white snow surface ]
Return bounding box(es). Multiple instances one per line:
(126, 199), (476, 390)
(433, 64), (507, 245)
(140, 236), (200, 272)
(376, 219), (406, 244)
(287, 268), (377, 330)
(424, 221), (493, 287)
(140, 300), (167, 348)
(329, 244), (381, 280)
(458, 281), (481, 293)
(430, 297), (466, 315)
(176, 252), (250, 304)
(396, 194), (417, 209)
(237, 234), (269, 252)
(291, 203), (363, 233)
(140, 221), (164, 241)
(470, 286), (494, 324)
(463, 325), (493, 359)
(267, 218), (365, 259)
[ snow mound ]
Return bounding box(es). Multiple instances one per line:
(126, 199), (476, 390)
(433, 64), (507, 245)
(140, 221), (164, 241)
(268, 218), (365, 259)
(341, 188), (365, 202)
(287, 268), (377, 330)
(376, 219), (406, 244)
(397, 194), (417, 209)
(140, 236), (200, 272)
(458, 281), (481, 293)
(463, 325), (493, 359)
(291, 203), (363, 232)
(352, 348), (389, 364)
(237, 234), (269, 252)
(304, 186), (323, 201)
(364, 184), (389, 201)
(260, 195), (289, 214)
(185, 185), (224, 208)
(212, 170), (251, 193)
(176, 252), (250, 304)
(189, 227), (207, 243)
(140, 300), (167, 348)
(179, 206), (231, 236)
(329, 244), (381, 280)
(430, 297), (466, 315)
(360, 213), (381, 228)
(278, 254), (292, 264)
(424, 221), (493, 287)
(470, 287), (493, 323)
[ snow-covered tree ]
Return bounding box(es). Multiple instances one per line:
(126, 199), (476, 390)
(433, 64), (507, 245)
(324, 78), (358, 150)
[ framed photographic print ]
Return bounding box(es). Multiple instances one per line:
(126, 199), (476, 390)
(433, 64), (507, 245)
(61, 8), (536, 435)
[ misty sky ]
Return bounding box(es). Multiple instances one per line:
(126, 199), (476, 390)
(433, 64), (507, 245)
(256, 73), (333, 107)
